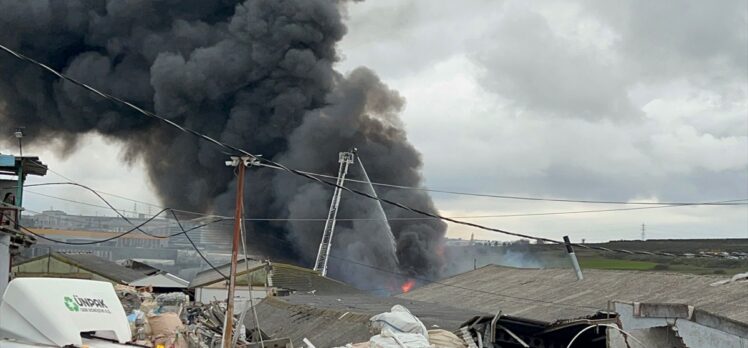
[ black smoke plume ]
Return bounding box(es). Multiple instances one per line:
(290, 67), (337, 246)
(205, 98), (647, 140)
(0, 0), (446, 287)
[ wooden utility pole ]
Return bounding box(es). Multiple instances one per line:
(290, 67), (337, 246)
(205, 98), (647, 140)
(222, 156), (248, 348)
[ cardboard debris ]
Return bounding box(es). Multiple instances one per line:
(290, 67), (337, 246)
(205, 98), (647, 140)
(116, 286), (267, 348)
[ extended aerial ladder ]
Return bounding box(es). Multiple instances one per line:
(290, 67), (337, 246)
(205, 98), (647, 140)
(313, 150), (355, 276)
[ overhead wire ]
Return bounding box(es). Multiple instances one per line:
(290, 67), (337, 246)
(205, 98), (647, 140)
(256, 162), (748, 206)
(170, 209), (227, 279)
(24, 152), (747, 207)
(1, 43), (744, 259)
(238, 192), (265, 348)
(22, 182), (748, 221)
(7, 209), (171, 245)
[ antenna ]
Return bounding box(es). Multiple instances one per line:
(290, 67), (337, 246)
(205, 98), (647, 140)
(313, 150), (355, 276)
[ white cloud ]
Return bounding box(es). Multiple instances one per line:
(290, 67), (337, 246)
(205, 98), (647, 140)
(339, 0), (748, 240)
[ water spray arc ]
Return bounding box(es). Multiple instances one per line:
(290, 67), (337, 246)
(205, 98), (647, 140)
(314, 150), (356, 276)
(357, 156), (399, 268)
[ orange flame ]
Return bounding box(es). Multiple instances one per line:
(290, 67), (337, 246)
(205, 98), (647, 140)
(401, 279), (416, 293)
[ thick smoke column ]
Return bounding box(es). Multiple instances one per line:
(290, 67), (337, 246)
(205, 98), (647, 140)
(0, 0), (446, 286)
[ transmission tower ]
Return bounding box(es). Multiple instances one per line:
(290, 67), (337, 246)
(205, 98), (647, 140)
(313, 150), (356, 276)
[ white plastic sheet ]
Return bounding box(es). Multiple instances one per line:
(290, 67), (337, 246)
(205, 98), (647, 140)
(370, 305), (429, 338)
(368, 305), (433, 348)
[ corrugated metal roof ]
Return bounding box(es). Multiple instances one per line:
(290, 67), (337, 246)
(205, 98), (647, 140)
(14, 252), (149, 284)
(190, 260), (360, 295)
(188, 257), (265, 288)
(398, 265), (748, 324)
(130, 272), (189, 288)
(246, 294), (488, 347)
(269, 263), (360, 295)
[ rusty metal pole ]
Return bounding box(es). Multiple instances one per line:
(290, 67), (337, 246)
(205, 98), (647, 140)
(223, 158), (246, 348)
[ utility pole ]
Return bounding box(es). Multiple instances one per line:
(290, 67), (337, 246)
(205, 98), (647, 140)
(641, 223), (646, 241)
(222, 156), (249, 348)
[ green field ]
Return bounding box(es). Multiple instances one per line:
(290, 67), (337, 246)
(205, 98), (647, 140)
(578, 257), (657, 270)
(575, 255), (747, 275)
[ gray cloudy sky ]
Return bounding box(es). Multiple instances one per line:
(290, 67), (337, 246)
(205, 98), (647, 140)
(12, 0), (748, 242)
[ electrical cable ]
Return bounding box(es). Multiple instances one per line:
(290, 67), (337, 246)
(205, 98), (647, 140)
(7, 209), (170, 245)
(24, 154), (748, 207)
(170, 209), (227, 279)
(10, 207), (228, 245)
(566, 324), (647, 348)
(256, 162), (748, 206)
(24, 183), (748, 221)
(1, 43), (743, 259)
(21, 181), (172, 239)
(238, 197), (265, 348)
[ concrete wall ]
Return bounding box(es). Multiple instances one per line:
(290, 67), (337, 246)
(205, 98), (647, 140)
(610, 302), (748, 348)
(195, 287), (268, 313)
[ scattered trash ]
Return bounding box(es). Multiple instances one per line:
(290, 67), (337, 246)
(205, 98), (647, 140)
(114, 285), (270, 348)
(155, 292), (190, 315)
(115, 284), (142, 314)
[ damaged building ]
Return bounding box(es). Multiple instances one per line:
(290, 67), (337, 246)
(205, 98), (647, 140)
(397, 265), (748, 347)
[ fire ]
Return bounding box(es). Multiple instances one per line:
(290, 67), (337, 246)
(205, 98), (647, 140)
(400, 279), (416, 293)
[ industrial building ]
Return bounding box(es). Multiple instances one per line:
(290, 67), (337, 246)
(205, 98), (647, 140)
(398, 265), (748, 347)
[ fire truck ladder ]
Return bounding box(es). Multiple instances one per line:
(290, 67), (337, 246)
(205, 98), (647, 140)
(313, 151), (355, 276)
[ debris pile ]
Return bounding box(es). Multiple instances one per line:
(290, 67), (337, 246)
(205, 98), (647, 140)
(183, 301), (255, 348)
(115, 286), (258, 348)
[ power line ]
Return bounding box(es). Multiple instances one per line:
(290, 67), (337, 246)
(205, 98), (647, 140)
(170, 210), (227, 279)
(22, 182), (748, 222)
(8, 209), (170, 245)
(258, 163), (748, 206)
(11, 210), (227, 245)
(1, 43), (742, 260)
(23, 135), (747, 208)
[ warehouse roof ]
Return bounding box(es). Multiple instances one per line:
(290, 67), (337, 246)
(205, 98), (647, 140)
(247, 293), (488, 347)
(190, 259), (360, 295)
(130, 272), (189, 288)
(398, 265), (748, 324)
(14, 252), (149, 284)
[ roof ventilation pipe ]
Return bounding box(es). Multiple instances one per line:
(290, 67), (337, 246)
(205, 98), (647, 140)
(563, 236), (584, 281)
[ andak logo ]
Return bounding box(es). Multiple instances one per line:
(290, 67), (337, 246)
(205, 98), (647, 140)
(64, 296), (80, 312)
